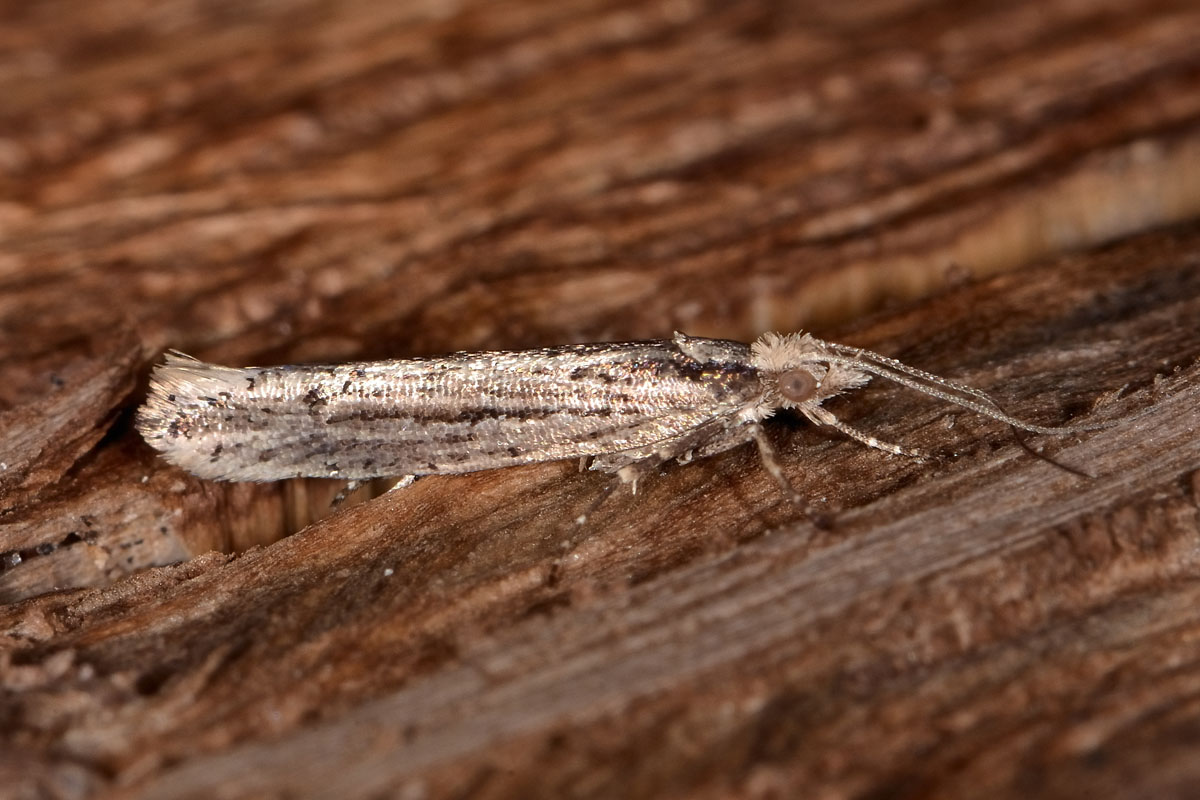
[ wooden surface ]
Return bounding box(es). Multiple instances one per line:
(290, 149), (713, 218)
(2, 1), (1200, 797)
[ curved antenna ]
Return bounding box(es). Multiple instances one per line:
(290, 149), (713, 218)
(1007, 425), (1095, 478)
(816, 347), (1109, 435)
(821, 342), (1001, 407)
(821, 342), (1038, 421)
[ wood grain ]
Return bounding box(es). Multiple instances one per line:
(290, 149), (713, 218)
(1, 0), (1199, 797)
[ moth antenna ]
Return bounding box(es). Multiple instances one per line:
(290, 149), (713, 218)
(821, 342), (1001, 409)
(818, 351), (1108, 435)
(821, 341), (1042, 420)
(802, 341), (1106, 477)
(1008, 427), (1095, 478)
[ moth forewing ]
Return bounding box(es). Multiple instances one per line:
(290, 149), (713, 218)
(136, 337), (766, 483)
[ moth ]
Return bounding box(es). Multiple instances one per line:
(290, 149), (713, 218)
(137, 332), (1104, 507)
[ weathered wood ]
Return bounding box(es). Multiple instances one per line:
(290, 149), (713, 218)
(4, 229), (1199, 799)
(2, 0), (1200, 797)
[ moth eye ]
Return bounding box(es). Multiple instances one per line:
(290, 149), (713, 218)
(779, 368), (818, 403)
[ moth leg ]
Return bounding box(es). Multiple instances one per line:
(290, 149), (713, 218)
(331, 479), (365, 507)
(385, 474), (418, 493)
(805, 407), (927, 460)
(579, 427), (723, 524)
(584, 421), (829, 525)
(591, 445), (669, 479)
(614, 459), (657, 496)
(603, 419), (753, 495)
(686, 420), (758, 460)
(332, 474), (417, 507)
(749, 424), (807, 506)
(575, 450), (668, 524)
(679, 420), (822, 515)
(575, 479), (618, 525)
(576, 452), (677, 525)
(589, 417), (748, 476)
(750, 426), (831, 528)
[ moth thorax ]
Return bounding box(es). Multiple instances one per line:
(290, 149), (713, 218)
(778, 368), (818, 404)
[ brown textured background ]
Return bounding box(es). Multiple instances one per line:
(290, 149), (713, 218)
(2, 1), (1200, 797)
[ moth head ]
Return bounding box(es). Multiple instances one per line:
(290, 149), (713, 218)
(751, 332), (871, 411)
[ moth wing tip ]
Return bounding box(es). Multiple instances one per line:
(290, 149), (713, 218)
(161, 349), (201, 366)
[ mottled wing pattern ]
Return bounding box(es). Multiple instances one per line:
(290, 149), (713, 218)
(136, 339), (765, 481)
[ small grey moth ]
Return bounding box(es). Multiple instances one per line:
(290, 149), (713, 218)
(136, 332), (1106, 505)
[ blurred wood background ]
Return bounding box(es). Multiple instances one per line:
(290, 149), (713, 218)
(2, 0), (1200, 797)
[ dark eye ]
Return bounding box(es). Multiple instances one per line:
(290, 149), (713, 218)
(779, 368), (817, 403)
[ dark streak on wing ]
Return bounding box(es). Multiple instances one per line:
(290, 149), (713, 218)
(137, 339), (764, 481)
